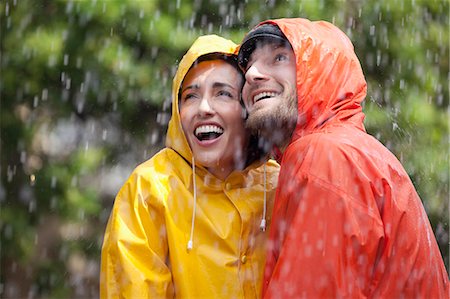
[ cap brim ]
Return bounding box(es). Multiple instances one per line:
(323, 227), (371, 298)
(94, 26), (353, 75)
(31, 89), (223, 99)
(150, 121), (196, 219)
(238, 34), (288, 69)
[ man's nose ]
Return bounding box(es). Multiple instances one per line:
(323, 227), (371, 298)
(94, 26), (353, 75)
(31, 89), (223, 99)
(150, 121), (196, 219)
(245, 63), (269, 84)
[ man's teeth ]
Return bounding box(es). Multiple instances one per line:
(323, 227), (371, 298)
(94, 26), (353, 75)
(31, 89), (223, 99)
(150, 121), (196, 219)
(195, 125), (224, 136)
(253, 92), (278, 102)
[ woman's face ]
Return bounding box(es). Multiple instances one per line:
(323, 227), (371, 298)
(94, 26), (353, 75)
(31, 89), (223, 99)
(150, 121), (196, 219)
(180, 59), (246, 180)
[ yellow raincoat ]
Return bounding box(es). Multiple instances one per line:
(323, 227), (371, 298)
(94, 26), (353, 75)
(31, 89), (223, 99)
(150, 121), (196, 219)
(100, 35), (279, 298)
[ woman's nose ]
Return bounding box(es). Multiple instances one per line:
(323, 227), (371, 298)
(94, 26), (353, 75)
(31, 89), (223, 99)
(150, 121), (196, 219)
(198, 97), (214, 116)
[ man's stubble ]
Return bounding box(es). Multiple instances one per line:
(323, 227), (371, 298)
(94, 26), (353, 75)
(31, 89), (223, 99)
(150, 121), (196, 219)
(245, 88), (298, 151)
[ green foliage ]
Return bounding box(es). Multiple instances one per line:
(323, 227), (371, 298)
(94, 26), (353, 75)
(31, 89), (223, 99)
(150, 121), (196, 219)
(1, 0), (448, 297)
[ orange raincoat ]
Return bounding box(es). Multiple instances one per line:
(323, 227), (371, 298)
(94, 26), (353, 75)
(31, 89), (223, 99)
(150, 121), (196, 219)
(260, 18), (449, 298)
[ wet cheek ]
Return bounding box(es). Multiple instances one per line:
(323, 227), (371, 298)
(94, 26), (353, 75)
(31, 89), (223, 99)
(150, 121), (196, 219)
(179, 111), (192, 136)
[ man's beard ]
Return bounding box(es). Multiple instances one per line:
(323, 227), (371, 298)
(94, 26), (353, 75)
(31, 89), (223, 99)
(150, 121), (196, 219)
(245, 93), (297, 150)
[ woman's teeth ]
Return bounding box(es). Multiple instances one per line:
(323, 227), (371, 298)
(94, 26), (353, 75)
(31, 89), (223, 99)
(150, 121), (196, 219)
(195, 125), (224, 140)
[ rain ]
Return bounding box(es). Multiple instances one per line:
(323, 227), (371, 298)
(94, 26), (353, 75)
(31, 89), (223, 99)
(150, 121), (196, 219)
(1, 0), (448, 298)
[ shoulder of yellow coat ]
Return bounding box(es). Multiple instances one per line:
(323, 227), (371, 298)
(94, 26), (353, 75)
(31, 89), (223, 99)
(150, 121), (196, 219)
(117, 148), (192, 206)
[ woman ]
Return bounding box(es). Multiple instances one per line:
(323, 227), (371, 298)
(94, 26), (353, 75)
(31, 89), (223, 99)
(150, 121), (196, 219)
(100, 35), (279, 298)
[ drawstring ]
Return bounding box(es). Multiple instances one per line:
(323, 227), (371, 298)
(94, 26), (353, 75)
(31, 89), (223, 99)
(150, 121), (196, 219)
(187, 159), (267, 250)
(187, 156), (197, 251)
(260, 163), (267, 231)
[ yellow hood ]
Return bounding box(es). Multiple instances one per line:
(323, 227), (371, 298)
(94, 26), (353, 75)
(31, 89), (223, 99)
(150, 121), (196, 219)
(165, 35), (238, 163)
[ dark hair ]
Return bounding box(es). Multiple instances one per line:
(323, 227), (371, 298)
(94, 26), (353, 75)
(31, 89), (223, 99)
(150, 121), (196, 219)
(178, 52), (244, 103)
(245, 134), (271, 166)
(238, 24), (290, 70)
(194, 53), (242, 75)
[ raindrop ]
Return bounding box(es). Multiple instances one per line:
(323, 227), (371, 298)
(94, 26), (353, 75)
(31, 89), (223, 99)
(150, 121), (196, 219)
(66, 1), (74, 14)
(64, 54), (69, 66)
(102, 130), (107, 141)
(62, 89), (69, 102)
(4, 224), (13, 239)
(71, 176), (78, 187)
(33, 96), (39, 108)
(151, 129), (159, 145)
(5, 2), (9, 16)
(28, 199), (36, 212)
(76, 57), (82, 68)
(392, 122), (399, 131)
(62, 30), (68, 41)
(76, 94), (84, 112)
(151, 47), (159, 59)
(437, 94), (443, 106)
(66, 78), (71, 90)
(78, 209), (85, 220)
(376, 50), (381, 66)
(42, 88), (48, 101)
(51, 176), (57, 188)
(48, 54), (57, 67)
(20, 151), (27, 163)
(7, 165), (16, 182)
(50, 197), (57, 209)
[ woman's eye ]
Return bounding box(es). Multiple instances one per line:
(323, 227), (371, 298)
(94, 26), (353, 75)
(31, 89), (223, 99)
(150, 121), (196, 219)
(183, 93), (197, 101)
(217, 90), (233, 98)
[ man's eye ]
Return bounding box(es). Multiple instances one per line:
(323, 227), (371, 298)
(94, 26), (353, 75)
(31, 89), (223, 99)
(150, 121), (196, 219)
(275, 53), (288, 62)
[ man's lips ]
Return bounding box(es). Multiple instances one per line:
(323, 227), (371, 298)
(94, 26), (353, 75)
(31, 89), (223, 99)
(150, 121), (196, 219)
(253, 91), (279, 103)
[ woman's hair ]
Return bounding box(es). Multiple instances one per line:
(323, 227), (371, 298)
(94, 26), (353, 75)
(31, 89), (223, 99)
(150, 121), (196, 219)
(178, 53), (244, 102)
(194, 52), (242, 75)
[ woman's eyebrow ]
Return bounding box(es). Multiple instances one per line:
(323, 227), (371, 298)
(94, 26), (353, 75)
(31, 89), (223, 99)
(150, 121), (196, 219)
(181, 84), (199, 94)
(212, 82), (235, 90)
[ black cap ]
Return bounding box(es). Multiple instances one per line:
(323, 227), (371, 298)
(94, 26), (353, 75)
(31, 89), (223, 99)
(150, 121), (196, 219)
(238, 24), (289, 69)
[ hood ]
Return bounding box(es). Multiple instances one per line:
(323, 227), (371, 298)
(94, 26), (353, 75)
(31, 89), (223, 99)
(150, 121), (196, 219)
(165, 35), (238, 162)
(254, 18), (367, 141)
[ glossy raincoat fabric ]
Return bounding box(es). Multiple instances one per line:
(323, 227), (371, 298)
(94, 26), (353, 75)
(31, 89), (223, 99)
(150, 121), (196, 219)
(258, 18), (449, 298)
(100, 35), (279, 298)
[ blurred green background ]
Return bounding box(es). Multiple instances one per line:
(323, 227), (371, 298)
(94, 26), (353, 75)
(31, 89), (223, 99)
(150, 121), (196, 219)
(1, 0), (448, 298)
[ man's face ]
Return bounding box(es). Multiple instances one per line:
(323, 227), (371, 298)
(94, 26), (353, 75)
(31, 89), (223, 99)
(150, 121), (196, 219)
(241, 41), (298, 147)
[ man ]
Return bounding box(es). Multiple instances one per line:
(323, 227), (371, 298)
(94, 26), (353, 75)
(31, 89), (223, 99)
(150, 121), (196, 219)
(238, 18), (449, 298)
